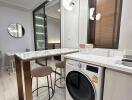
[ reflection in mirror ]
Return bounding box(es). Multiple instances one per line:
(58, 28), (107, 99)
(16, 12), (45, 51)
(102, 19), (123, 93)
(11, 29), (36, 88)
(33, 0), (61, 65)
(8, 23), (25, 38)
(45, 0), (61, 48)
(34, 9), (45, 50)
(46, 0), (61, 61)
(33, 6), (46, 65)
(87, 0), (122, 49)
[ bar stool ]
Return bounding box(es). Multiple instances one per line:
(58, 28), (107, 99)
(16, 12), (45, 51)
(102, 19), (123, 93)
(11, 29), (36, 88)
(54, 61), (65, 91)
(31, 66), (54, 100)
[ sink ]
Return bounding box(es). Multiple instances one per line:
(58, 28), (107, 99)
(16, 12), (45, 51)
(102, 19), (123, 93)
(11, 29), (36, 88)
(122, 59), (132, 67)
(110, 58), (132, 67)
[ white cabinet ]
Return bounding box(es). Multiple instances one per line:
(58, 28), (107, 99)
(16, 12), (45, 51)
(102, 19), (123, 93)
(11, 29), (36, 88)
(103, 69), (132, 100)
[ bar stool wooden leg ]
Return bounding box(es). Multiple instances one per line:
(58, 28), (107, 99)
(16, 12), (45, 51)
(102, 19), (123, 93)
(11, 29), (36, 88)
(60, 68), (63, 84)
(54, 67), (57, 92)
(47, 76), (50, 100)
(50, 75), (53, 88)
(50, 74), (54, 94)
(36, 77), (38, 97)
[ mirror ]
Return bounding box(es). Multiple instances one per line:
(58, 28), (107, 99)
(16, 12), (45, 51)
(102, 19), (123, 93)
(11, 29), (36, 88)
(87, 0), (122, 49)
(46, 0), (61, 61)
(33, 0), (61, 66)
(45, 0), (61, 47)
(8, 23), (25, 38)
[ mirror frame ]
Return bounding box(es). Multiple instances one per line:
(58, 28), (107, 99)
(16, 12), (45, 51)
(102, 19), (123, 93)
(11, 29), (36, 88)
(7, 23), (25, 38)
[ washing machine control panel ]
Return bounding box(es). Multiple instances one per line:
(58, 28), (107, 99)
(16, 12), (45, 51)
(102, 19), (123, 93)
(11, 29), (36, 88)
(86, 65), (98, 73)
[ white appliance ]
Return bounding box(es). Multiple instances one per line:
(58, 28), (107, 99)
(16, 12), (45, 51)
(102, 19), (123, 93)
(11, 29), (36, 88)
(66, 59), (104, 100)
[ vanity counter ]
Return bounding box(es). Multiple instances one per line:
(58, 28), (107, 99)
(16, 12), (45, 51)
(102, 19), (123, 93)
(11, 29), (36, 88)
(64, 52), (132, 74)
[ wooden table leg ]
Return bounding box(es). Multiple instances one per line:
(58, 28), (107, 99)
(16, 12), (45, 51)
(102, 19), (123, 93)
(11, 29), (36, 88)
(23, 61), (32, 100)
(11, 56), (15, 73)
(15, 56), (24, 100)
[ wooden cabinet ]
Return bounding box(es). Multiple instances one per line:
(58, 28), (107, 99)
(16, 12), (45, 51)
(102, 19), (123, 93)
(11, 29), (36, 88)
(103, 69), (132, 100)
(88, 0), (122, 48)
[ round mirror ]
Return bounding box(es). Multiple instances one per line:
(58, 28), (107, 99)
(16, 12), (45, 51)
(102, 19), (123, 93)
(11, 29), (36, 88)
(8, 23), (25, 38)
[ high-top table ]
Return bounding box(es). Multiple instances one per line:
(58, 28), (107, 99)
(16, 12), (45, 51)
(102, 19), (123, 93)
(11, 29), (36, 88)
(15, 48), (78, 100)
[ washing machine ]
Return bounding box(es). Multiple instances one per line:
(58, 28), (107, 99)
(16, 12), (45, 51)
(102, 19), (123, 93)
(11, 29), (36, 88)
(66, 59), (104, 100)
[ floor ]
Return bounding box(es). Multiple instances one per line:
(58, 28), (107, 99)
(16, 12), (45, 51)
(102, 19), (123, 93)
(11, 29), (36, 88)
(0, 60), (65, 100)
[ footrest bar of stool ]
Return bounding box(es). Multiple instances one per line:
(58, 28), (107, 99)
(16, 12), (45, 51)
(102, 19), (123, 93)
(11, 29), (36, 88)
(53, 70), (61, 76)
(55, 77), (65, 88)
(32, 86), (55, 99)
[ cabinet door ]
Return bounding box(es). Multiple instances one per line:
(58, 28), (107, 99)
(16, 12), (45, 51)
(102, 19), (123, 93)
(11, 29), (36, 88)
(95, 0), (121, 48)
(103, 69), (132, 100)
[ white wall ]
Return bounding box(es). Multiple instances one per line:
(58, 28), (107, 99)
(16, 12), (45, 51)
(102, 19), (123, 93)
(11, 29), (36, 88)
(0, 6), (33, 67)
(47, 17), (60, 43)
(119, 0), (132, 50)
(61, 0), (79, 48)
(78, 0), (89, 44)
(61, 0), (88, 48)
(61, 0), (132, 50)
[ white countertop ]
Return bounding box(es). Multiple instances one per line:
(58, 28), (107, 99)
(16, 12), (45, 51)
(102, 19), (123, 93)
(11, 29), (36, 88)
(15, 48), (78, 61)
(64, 52), (132, 74)
(6, 52), (17, 56)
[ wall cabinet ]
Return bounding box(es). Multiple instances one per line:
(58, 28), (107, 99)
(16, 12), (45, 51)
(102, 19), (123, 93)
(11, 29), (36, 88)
(88, 0), (122, 49)
(103, 69), (132, 100)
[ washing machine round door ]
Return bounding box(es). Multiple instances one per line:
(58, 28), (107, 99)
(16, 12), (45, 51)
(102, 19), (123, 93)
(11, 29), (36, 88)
(66, 71), (95, 100)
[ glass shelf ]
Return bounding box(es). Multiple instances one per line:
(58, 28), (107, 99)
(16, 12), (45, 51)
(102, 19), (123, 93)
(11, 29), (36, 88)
(36, 32), (44, 35)
(35, 24), (44, 28)
(35, 16), (44, 20)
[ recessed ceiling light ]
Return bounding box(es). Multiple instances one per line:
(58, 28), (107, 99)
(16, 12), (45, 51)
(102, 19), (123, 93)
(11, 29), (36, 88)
(58, 9), (61, 12)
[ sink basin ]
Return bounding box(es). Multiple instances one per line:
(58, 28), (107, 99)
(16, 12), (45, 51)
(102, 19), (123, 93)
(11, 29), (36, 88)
(122, 60), (132, 67)
(110, 58), (132, 67)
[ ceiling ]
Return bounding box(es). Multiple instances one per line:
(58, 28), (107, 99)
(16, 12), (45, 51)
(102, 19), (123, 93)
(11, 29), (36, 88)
(46, 2), (60, 19)
(0, 0), (46, 10)
(0, 0), (60, 19)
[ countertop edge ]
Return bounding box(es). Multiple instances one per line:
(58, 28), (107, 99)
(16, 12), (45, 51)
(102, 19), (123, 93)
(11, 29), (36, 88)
(15, 49), (79, 61)
(64, 53), (132, 75)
